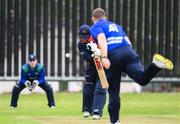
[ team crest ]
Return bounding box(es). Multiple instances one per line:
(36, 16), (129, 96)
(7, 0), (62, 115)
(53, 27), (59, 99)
(82, 30), (87, 34)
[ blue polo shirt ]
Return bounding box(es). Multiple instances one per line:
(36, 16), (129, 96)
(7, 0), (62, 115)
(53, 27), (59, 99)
(90, 19), (131, 51)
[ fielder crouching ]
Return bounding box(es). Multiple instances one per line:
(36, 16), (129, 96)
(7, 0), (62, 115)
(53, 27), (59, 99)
(10, 54), (55, 108)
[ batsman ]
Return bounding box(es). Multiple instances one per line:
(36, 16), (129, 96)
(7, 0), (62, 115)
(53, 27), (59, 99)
(78, 25), (107, 119)
(10, 54), (55, 108)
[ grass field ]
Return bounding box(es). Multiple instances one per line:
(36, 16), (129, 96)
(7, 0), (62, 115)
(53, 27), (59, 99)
(0, 92), (180, 124)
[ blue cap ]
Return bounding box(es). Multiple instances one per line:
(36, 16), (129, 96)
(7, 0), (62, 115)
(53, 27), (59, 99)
(28, 54), (36, 61)
(79, 25), (90, 38)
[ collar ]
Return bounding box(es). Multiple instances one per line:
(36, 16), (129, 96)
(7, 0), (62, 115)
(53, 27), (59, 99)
(28, 64), (37, 71)
(94, 18), (107, 24)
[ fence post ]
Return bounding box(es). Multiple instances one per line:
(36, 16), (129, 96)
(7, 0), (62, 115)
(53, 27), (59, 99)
(0, 0), (6, 76)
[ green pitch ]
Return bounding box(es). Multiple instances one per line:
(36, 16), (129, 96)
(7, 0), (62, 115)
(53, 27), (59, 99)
(0, 92), (180, 124)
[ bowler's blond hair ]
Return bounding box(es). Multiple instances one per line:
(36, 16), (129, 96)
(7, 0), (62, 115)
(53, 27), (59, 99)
(92, 8), (106, 19)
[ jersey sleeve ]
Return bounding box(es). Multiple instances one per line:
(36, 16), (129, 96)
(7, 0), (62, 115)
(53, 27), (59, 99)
(20, 65), (27, 84)
(120, 26), (129, 38)
(122, 30), (127, 37)
(37, 65), (45, 84)
(90, 25), (104, 39)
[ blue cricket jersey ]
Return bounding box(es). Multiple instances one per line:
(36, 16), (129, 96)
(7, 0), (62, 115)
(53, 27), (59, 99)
(20, 63), (45, 84)
(90, 19), (131, 51)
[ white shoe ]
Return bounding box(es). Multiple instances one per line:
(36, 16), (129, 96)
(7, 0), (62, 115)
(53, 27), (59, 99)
(10, 106), (16, 108)
(115, 120), (120, 124)
(50, 106), (55, 109)
(111, 120), (120, 124)
(93, 114), (101, 120)
(152, 54), (173, 70)
(83, 111), (90, 118)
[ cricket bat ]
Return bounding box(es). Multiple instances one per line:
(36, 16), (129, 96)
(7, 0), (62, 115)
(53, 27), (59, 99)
(93, 56), (109, 89)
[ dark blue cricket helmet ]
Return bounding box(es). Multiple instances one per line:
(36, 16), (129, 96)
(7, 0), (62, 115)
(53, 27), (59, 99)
(79, 25), (90, 38)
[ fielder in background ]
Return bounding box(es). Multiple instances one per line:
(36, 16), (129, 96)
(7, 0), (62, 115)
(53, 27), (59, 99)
(10, 54), (55, 108)
(88, 8), (174, 124)
(78, 25), (106, 119)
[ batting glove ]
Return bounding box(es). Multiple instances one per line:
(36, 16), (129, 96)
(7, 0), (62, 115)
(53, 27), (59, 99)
(87, 43), (101, 57)
(86, 43), (98, 52)
(93, 48), (101, 57)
